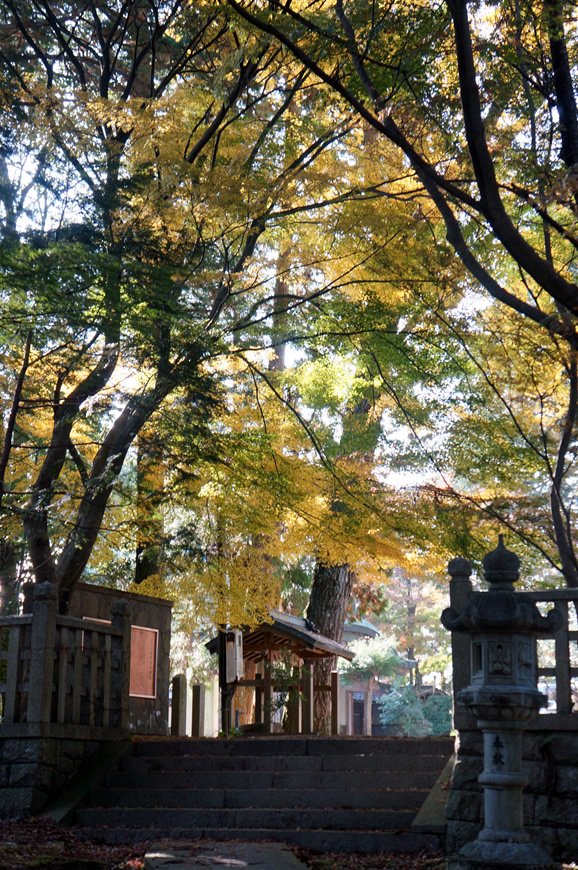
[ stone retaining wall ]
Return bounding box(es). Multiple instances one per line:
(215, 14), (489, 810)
(0, 728), (101, 817)
(447, 714), (578, 864)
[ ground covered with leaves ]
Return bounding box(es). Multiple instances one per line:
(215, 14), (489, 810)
(0, 818), (574, 870)
(0, 818), (144, 869)
(293, 847), (447, 870)
(0, 820), (448, 870)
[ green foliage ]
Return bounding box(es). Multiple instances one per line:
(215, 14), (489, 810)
(2, 0), (415, 615)
(374, 570), (451, 686)
(422, 694), (452, 736)
(339, 635), (405, 685)
(223, 0), (578, 591)
(3, 0), (577, 647)
(171, 632), (218, 689)
(376, 682), (432, 738)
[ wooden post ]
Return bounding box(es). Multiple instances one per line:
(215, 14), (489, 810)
(112, 600), (131, 731)
(255, 665), (263, 725)
(171, 673), (187, 736)
(286, 666), (300, 733)
(331, 670), (340, 735)
(363, 680), (373, 736)
(27, 582), (58, 723)
(56, 625), (68, 724)
(192, 683), (206, 737)
(88, 629), (99, 727)
(301, 665), (314, 734)
(263, 640), (273, 734)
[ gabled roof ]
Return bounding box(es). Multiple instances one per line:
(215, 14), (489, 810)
(206, 609), (354, 662)
(342, 620), (379, 642)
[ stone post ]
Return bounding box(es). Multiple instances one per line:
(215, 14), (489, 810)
(191, 683), (206, 737)
(171, 674), (187, 736)
(27, 582), (58, 723)
(111, 600), (131, 731)
(448, 557), (473, 704)
(442, 537), (562, 870)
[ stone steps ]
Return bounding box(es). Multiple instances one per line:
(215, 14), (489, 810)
(85, 786), (427, 810)
(75, 825), (440, 853)
(74, 806), (418, 830)
(118, 752), (444, 773)
(101, 768), (440, 791)
(70, 735), (453, 853)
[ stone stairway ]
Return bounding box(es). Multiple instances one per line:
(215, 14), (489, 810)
(70, 736), (453, 853)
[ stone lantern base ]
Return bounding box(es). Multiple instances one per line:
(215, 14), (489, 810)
(448, 837), (563, 869)
(449, 862), (561, 870)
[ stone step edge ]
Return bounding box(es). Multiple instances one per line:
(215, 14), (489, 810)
(131, 735), (454, 758)
(93, 786), (433, 794)
(73, 826), (443, 853)
(103, 768), (443, 791)
(75, 808), (419, 820)
(120, 760), (447, 772)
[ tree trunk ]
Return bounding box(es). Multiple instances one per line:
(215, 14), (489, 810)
(306, 560), (354, 734)
(549, 352), (578, 589)
(0, 539), (18, 615)
(364, 674), (375, 736)
(134, 436), (165, 585)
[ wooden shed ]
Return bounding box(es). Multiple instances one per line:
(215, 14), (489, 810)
(207, 610), (354, 735)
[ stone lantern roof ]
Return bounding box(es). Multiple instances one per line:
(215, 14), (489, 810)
(441, 536), (562, 636)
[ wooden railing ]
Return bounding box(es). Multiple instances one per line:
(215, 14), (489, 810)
(0, 581), (130, 732)
(236, 668), (340, 735)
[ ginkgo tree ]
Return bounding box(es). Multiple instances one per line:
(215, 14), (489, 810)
(5, 0), (574, 664)
(374, 289), (578, 585)
(0, 0), (390, 612)
(222, 0), (578, 579)
(226, 0), (578, 331)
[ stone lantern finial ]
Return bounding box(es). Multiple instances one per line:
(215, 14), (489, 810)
(482, 534), (520, 590)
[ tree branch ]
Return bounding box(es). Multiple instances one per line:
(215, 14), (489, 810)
(0, 330), (32, 509)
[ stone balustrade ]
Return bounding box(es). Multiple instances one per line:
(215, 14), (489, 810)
(0, 582), (130, 734)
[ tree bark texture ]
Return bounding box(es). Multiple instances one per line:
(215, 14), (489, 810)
(0, 539), (18, 615)
(306, 560), (354, 734)
(134, 436), (165, 585)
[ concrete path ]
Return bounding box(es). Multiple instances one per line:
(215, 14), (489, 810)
(144, 840), (308, 869)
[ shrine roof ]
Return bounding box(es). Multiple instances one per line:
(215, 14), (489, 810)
(206, 609), (354, 662)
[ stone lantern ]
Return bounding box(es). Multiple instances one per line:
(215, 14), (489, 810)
(441, 536), (562, 869)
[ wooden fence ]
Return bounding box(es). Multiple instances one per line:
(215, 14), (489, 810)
(0, 581), (130, 732)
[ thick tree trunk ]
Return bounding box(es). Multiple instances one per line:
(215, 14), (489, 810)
(306, 560), (354, 734)
(0, 539), (18, 615)
(134, 436), (165, 585)
(549, 353), (578, 589)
